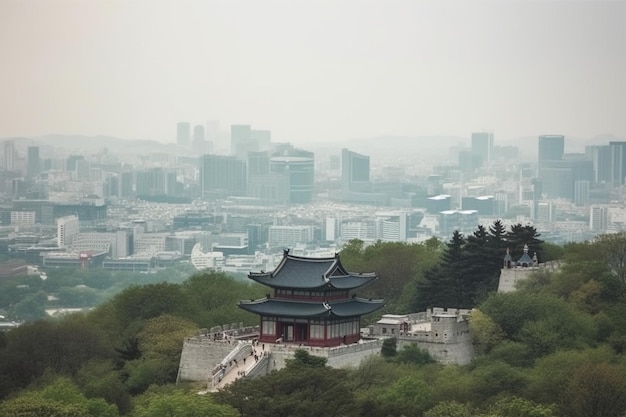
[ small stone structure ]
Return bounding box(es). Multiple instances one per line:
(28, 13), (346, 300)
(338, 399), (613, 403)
(368, 307), (475, 365)
(498, 245), (561, 292)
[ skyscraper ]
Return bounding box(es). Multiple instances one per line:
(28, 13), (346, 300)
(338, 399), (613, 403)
(538, 135), (565, 162)
(471, 132), (494, 167)
(586, 145), (611, 184)
(574, 180), (590, 206)
(609, 141), (626, 186)
(27, 146), (40, 178)
(270, 151), (315, 204)
(230, 124), (253, 160)
(193, 125), (206, 155)
(177, 122), (191, 147)
(3, 140), (15, 172)
(200, 154), (247, 198)
(341, 148), (371, 193)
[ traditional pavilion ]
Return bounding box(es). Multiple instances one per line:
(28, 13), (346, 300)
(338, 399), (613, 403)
(238, 250), (384, 347)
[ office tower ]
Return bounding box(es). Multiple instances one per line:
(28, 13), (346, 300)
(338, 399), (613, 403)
(231, 124), (254, 160)
(494, 190), (509, 216)
(120, 171), (134, 198)
(205, 120), (220, 154)
(376, 211), (408, 242)
(535, 201), (553, 223)
(341, 148), (371, 192)
(538, 135), (565, 162)
(574, 180), (590, 206)
(458, 149), (482, 174)
(246, 151), (290, 205)
(425, 194), (452, 213)
(193, 124), (205, 143)
(3, 140), (15, 172)
(270, 149), (314, 204)
(136, 168), (178, 197)
(471, 132), (494, 166)
(590, 205), (609, 231)
(75, 159), (90, 181)
(200, 154), (247, 198)
(248, 151), (270, 176)
(66, 154), (84, 172)
(461, 196), (495, 215)
(27, 146), (40, 178)
(177, 122), (191, 147)
(586, 145), (611, 184)
(538, 158), (593, 200)
(193, 124), (206, 155)
(609, 141), (626, 186)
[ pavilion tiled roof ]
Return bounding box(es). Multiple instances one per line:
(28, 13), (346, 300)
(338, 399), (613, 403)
(238, 297), (384, 318)
(248, 252), (377, 291)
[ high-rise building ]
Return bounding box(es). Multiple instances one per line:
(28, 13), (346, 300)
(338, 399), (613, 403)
(574, 180), (590, 206)
(27, 146), (40, 178)
(590, 205), (609, 231)
(193, 125), (206, 155)
(231, 124), (253, 160)
(538, 159), (593, 200)
(200, 154), (247, 198)
(341, 148), (371, 193)
(193, 124), (205, 142)
(375, 211), (408, 242)
(205, 120), (220, 154)
(494, 190), (509, 216)
(3, 140), (15, 172)
(609, 141), (626, 186)
(535, 201), (554, 223)
(586, 145), (611, 184)
(57, 215), (80, 247)
(177, 122), (191, 147)
(135, 168), (177, 197)
(247, 151), (290, 204)
(458, 150), (482, 174)
(462, 196), (495, 215)
(471, 132), (494, 167)
(270, 150), (315, 204)
(538, 135), (565, 162)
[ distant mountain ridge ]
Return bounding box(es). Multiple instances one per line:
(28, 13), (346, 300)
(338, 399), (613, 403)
(1, 134), (176, 155)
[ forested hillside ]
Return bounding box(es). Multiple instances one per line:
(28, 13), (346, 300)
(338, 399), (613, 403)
(1, 227), (626, 416)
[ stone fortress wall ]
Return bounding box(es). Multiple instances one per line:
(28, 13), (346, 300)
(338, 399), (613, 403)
(368, 307), (475, 365)
(497, 260), (561, 292)
(176, 324), (257, 383)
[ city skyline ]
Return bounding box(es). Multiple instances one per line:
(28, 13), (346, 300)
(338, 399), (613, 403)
(1, 1), (625, 145)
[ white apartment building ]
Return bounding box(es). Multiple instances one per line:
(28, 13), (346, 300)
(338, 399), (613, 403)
(375, 211), (408, 242)
(57, 215), (80, 247)
(268, 225), (315, 248)
(590, 206), (609, 232)
(134, 233), (168, 256)
(340, 221), (376, 242)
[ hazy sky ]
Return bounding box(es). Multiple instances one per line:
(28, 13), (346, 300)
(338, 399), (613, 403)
(1, 0), (624, 145)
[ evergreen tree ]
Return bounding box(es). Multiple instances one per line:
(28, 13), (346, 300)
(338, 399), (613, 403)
(415, 231), (468, 310)
(507, 223), (544, 261)
(461, 225), (494, 305)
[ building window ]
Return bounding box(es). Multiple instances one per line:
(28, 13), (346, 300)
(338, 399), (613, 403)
(310, 324), (324, 339)
(262, 318), (276, 335)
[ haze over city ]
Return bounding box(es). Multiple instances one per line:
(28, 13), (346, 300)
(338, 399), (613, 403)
(1, 0), (625, 145)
